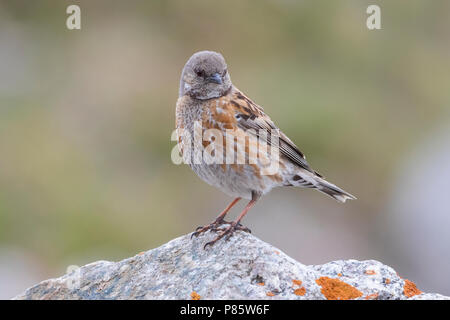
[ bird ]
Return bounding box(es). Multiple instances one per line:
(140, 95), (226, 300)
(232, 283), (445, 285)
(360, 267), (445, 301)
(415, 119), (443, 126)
(176, 50), (356, 248)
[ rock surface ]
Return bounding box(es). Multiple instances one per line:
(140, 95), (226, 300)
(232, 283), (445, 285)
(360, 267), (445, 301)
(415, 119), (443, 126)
(14, 230), (449, 300)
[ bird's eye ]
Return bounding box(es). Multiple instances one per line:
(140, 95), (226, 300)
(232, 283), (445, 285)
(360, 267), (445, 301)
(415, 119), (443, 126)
(222, 69), (227, 76)
(196, 70), (205, 77)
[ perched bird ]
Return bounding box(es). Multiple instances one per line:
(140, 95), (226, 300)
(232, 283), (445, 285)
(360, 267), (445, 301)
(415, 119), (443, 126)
(176, 51), (355, 248)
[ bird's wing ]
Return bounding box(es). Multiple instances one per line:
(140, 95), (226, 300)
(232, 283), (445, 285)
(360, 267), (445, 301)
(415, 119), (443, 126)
(205, 87), (319, 176)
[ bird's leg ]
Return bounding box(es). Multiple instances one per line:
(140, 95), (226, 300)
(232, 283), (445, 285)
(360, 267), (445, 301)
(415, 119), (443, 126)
(191, 197), (241, 238)
(203, 196), (258, 249)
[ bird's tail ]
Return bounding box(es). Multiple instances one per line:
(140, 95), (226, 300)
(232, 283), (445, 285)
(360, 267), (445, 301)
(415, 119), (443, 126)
(314, 177), (356, 203)
(289, 170), (356, 203)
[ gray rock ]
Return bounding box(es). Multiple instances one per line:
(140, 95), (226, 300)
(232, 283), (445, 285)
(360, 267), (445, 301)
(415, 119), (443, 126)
(14, 230), (449, 300)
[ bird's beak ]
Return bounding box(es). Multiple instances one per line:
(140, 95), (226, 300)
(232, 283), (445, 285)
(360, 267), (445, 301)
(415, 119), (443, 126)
(207, 73), (223, 84)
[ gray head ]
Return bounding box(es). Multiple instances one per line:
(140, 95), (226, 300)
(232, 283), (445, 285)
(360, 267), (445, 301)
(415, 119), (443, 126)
(179, 51), (232, 100)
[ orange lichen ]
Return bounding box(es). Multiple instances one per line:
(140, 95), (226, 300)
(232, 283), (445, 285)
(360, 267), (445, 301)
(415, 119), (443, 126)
(266, 292), (275, 297)
(257, 282), (265, 286)
(403, 279), (422, 298)
(138, 251), (145, 256)
(337, 273), (343, 277)
(365, 270), (376, 275)
(364, 293), (379, 300)
(274, 250), (280, 255)
(292, 280), (302, 286)
(385, 278), (391, 284)
(315, 277), (363, 300)
(292, 279), (306, 296)
(294, 288), (306, 296)
(191, 291), (201, 300)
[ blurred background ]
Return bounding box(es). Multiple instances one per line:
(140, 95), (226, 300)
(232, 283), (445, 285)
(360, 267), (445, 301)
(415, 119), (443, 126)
(0, 0), (449, 298)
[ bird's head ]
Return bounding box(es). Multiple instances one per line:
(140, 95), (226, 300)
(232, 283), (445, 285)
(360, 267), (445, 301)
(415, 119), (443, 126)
(179, 51), (232, 100)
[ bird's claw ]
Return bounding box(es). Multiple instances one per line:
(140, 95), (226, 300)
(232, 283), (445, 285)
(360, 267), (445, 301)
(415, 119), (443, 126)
(203, 222), (250, 249)
(191, 219), (232, 239)
(235, 223), (251, 233)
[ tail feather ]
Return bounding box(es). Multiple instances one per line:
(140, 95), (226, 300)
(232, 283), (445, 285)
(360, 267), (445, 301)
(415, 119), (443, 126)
(315, 178), (356, 203)
(289, 172), (356, 203)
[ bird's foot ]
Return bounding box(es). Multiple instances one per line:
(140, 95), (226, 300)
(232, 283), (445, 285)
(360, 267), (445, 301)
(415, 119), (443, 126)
(191, 218), (231, 239)
(203, 222), (251, 249)
(210, 222), (250, 233)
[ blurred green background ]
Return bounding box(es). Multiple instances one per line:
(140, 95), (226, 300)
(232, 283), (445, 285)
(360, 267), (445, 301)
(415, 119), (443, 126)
(1, 0), (450, 298)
